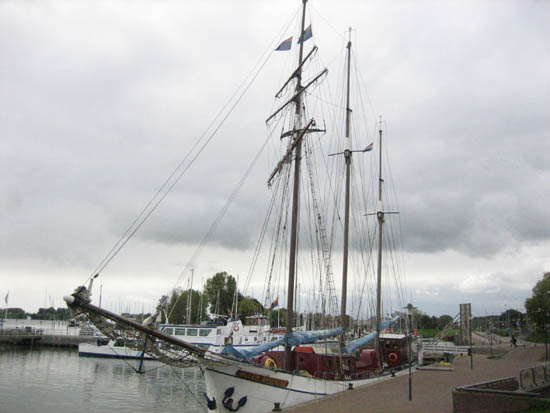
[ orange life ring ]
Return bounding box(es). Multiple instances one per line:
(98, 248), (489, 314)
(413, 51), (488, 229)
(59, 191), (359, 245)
(388, 352), (399, 363)
(233, 324), (239, 332)
(411, 328), (418, 337)
(384, 328), (392, 334)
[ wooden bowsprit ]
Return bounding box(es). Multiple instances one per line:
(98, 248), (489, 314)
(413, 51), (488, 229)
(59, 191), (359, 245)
(63, 286), (232, 368)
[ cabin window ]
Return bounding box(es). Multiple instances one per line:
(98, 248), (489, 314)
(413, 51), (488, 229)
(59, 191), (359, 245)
(114, 339), (125, 347)
(162, 327), (174, 335)
(217, 328), (222, 335)
(254, 337), (257, 341)
(175, 328), (186, 336)
(187, 329), (198, 336)
(199, 329), (211, 337)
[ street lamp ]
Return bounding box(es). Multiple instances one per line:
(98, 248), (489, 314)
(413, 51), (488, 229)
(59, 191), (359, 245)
(537, 308), (548, 362)
(405, 303), (414, 401)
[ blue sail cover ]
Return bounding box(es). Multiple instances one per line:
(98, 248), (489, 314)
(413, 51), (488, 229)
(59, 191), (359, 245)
(220, 327), (343, 360)
(343, 315), (401, 355)
(379, 315), (401, 331)
(343, 331), (377, 355)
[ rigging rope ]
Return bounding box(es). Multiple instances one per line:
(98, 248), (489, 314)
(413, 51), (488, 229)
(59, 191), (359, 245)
(85, 8), (299, 287)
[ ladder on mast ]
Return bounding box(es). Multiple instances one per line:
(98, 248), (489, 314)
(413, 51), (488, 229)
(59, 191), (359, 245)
(305, 147), (339, 326)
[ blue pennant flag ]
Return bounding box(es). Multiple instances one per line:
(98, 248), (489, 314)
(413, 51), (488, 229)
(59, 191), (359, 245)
(364, 142), (373, 152)
(275, 36), (293, 51)
(298, 24), (312, 44)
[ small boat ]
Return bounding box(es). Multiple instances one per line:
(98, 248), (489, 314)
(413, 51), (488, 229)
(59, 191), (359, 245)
(78, 337), (155, 360)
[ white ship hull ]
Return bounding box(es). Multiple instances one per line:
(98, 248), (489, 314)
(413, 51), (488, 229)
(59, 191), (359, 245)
(202, 359), (399, 413)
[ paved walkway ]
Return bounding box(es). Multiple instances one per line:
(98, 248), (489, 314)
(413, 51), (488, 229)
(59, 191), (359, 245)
(282, 346), (547, 413)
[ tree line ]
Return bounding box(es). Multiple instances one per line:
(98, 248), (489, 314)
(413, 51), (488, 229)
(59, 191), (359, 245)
(4, 271), (548, 333)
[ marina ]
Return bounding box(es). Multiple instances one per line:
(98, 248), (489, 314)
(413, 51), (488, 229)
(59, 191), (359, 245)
(1, 0), (549, 412)
(2, 337), (549, 412)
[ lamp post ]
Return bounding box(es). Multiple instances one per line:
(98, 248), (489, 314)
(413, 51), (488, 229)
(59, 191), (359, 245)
(537, 308), (548, 362)
(544, 311), (548, 362)
(489, 320), (493, 358)
(545, 319), (548, 362)
(406, 303), (414, 401)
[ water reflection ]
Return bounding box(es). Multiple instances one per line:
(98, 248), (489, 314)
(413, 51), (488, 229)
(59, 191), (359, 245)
(0, 346), (206, 412)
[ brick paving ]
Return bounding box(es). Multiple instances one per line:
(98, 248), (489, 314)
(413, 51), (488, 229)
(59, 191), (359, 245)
(282, 345), (547, 413)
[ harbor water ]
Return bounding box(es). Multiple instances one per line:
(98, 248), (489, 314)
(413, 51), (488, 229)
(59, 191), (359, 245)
(0, 345), (207, 412)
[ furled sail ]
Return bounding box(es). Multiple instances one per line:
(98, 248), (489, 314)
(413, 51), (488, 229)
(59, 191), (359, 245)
(343, 315), (400, 355)
(221, 327), (343, 360)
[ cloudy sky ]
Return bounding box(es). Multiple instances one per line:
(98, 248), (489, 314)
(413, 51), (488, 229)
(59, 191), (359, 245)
(1, 0), (549, 318)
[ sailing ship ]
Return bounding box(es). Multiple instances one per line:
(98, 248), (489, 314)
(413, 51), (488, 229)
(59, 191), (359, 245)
(64, 1), (415, 411)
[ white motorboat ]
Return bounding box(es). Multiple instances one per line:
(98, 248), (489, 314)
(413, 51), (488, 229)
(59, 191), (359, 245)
(78, 337), (154, 360)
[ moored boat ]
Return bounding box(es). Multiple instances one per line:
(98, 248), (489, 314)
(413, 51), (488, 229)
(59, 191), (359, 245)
(78, 337), (155, 360)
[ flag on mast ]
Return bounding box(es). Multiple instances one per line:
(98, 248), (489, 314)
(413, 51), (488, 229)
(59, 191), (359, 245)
(275, 36), (293, 51)
(268, 297), (279, 310)
(298, 24), (313, 44)
(363, 142), (373, 152)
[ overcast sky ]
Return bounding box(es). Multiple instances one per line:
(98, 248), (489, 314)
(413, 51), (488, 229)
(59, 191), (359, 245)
(1, 0), (549, 318)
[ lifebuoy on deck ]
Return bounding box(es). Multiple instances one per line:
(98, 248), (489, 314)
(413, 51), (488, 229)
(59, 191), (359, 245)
(264, 356), (277, 369)
(411, 328), (418, 337)
(384, 328), (392, 334)
(233, 324), (239, 332)
(388, 352), (399, 363)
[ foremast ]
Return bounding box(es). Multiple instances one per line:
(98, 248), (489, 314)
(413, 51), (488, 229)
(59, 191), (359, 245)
(285, 0), (308, 371)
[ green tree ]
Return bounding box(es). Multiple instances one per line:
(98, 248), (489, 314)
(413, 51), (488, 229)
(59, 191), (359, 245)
(525, 272), (550, 331)
(500, 308), (524, 331)
(437, 315), (454, 330)
(418, 314), (437, 329)
(162, 288), (207, 324)
(204, 272), (237, 316)
(1, 308), (26, 319)
(270, 308), (287, 328)
(32, 307), (58, 320)
(56, 307), (70, 320)
(238, 297), (265, 322)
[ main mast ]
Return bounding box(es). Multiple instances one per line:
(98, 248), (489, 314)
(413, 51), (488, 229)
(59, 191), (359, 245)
(340, 28), (353, 347)
(285, 0), (308, 371)
(375, 124), (384, 368)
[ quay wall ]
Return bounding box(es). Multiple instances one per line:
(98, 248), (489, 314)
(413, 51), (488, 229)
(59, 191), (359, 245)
(39, 335), (97, 347)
